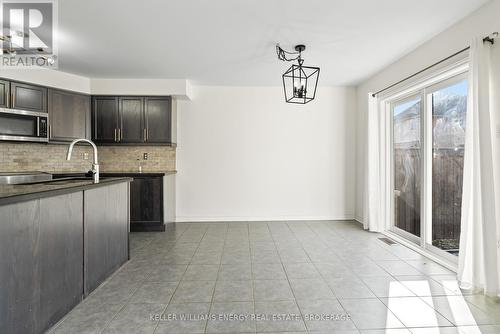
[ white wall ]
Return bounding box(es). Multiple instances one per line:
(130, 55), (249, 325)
(0, 71), (193, 98)
(0, 68), (90, 93)
(90, 79), (192, 98)
(176, 85), (356, 222)
(355, 0), (500, 222)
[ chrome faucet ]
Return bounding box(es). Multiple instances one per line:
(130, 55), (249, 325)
(66, 139), (100, 183)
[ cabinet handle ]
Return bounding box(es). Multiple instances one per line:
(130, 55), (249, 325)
(11, 91), (14, 108)
(143, 128), (146, 142)
(146, 128), (149, 141)
(118, 128), (121, 142)
(48, 125), (51, 139)
(114, 128), (117, 142)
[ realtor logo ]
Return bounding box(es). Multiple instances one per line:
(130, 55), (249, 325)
(1, 0), (58, 68)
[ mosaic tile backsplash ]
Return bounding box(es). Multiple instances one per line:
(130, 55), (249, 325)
(0, 143), (176, 173)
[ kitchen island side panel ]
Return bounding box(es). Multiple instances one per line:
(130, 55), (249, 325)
(83, 182), (129, 295)
(0, 192), (84, 334)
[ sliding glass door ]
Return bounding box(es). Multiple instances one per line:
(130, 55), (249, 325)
(389, 71), (468, 262)
(425, 76), (468, 259)
(391, 95), (422, 242)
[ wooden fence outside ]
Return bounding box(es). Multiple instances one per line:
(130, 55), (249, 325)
(394, 148), (463, 248)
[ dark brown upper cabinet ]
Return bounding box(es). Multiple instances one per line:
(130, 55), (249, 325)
(48, 89), (91, 142)
(145, 97), (172, 143)
(0, 80), (10, 108)
(119, 97), (145, 143)
(10, 82), (47, 113)
(92, 95), (172, 145)
(92, 96), (119, 143)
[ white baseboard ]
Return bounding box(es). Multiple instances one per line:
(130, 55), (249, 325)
(354, 217), (364, 225)
(175, 215), (356, 223)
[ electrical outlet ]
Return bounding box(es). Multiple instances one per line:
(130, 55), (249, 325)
(143, 153), (148, 160)
(83, 152), (89, 160)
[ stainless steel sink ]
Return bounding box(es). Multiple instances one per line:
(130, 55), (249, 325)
(0, 172), (53, 184)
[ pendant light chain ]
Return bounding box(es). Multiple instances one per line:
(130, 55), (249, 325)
(276, 44), (301, 62)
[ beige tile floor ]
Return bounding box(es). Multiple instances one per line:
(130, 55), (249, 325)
(48, 221), (500, 333)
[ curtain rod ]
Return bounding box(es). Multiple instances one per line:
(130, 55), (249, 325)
(371, 33), (497, 98)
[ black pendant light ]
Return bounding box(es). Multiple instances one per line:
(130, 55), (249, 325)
(276, 44), (320, 104)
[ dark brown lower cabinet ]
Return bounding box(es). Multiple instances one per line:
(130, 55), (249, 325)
(129, 176), (164, 231)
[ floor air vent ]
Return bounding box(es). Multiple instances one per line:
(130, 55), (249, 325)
(378, 237), (397, 245)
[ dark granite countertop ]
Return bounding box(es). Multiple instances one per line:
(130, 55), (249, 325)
(54, 171), (177, 178)
(0, 177), (133, 206)
(101, 171), (177, 177)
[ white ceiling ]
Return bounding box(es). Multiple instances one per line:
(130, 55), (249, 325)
(56, 0), (489, 86)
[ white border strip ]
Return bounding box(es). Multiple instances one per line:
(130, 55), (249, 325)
(175, 216), (356, 223)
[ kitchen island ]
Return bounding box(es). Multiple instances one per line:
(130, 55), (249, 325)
(0, 177), (132, 334)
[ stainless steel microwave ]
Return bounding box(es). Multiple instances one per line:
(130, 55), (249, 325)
(0, 108), (48, 142)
